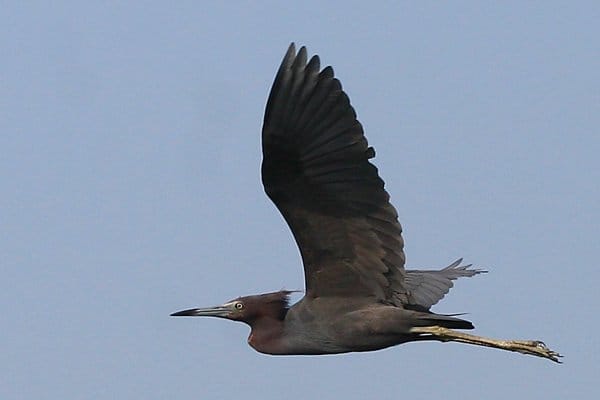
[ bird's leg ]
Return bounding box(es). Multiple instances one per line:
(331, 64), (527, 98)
(410, 326), (562, 363)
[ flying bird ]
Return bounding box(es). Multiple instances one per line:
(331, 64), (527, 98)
(172, 44), (561, 363)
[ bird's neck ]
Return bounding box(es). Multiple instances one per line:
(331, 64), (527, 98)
(247, 317), (287, 355)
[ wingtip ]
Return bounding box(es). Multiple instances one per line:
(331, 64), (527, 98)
(286, 42), (296, 57)
(445, 258), (488, 275)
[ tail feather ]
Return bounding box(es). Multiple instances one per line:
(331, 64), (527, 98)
(415, 312), (474, 330)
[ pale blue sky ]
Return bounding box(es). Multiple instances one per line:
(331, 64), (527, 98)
(2, 2), (598, 399)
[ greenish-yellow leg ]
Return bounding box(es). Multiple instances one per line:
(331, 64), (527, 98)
(410, 326), (562, 363)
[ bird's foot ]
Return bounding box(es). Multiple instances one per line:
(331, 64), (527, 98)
(501, 339), (563, 363)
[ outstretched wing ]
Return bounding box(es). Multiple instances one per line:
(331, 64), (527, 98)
(261, 44), (407, 303)
(404, 259), (487, 310)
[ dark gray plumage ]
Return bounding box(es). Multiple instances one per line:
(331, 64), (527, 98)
(262, 44), (408, 304)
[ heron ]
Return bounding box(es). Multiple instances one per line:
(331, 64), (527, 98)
(171, 44), (561, 363)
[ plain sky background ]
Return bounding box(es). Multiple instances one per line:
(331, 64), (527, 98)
(2, 2), (599, 399)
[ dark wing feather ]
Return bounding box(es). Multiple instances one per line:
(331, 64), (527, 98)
(404, 259), (487, 309)
(262, 44), (407, 303)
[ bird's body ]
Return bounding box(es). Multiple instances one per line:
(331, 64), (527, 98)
(249, 293), (472, 355)
(172, 44), (561, 363)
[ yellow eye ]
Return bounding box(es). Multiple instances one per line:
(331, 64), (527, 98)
(234, 302), (244, 310)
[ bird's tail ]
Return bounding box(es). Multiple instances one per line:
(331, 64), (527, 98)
(413, 312), (474, 330)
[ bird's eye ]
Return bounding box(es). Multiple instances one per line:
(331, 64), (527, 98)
(235, 302), (244, 310)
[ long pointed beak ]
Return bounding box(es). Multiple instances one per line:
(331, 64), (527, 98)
(170, 304), (232, 318)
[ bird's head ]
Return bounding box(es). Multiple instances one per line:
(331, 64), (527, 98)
(170, 290), (295, 325)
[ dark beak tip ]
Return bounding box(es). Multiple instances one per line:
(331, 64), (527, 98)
(170, 309), (197, 317)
